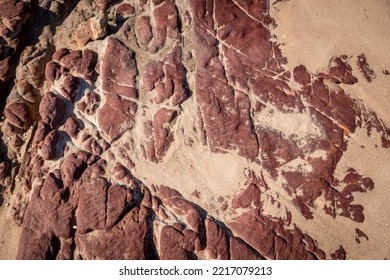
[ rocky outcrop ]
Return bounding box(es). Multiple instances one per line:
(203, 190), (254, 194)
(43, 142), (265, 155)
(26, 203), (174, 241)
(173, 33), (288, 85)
(0, 0), (389, 260)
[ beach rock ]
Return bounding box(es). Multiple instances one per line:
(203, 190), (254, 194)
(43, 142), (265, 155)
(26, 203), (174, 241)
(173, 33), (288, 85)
(3, 0), (389, 262)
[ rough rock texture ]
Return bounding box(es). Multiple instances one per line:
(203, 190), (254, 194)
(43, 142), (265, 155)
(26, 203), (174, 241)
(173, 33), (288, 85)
(0, 0), (389, 260)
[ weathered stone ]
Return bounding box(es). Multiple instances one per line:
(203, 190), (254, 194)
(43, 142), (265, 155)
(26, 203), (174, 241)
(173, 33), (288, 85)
(102, 37), (137, 98)
(39, 92), (66, 128)
(4, 101), (32, 129)
(41, 130), (61, 160)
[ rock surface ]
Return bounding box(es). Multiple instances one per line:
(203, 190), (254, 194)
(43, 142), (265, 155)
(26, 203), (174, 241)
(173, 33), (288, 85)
(0, 0), (390, 260)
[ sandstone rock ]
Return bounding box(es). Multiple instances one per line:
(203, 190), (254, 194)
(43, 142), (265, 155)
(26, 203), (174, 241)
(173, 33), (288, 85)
(41, 129), (61, 160)
(116, 3), (135, 17)
(97, 94), (137, 141)
(61, 75), (79, 102)
(4, 0), (390, 262)
(85, 12), (108, 41)
(205, 219), (229, 260)
(357, 53), (376, 82)
(102, 37), (137, 98)
(63, 117), (80, 138)
(136, 16), (153, 46)
(4, 101), (32, 129)
(59, 49), (98, 81)
(39, 92), (66, 128)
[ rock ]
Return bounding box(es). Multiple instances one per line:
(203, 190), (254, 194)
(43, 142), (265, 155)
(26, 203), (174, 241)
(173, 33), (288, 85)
(76, 176), (109, 233)
(116, 3), (135, 17)
(85, 12), (108, 41)
(75, 206), (151, 259)
(205, 219), (229, 260)
(136, 16), (153, 46)
(101, 37), (137, 98)
(0, 162), (9, 181)
(328, 56), (358, 84)
(44, 61), (63, 83)
(41, 129), (61, 160)
(5, 0), (390, 262)
(230, 238), (264, 260)
(60, 151), (89, 188)
(63, 117), (80, 138)
(39, 92), (66, 128)
(97, 94), (137, 141)
(61, 75), (79, 102)
(4, 102), (32, 129)
(153, 108), (176, 158)
(159, 225), (193, 260)
(59, 49), (98, 81)
(357, 54), (376, 82)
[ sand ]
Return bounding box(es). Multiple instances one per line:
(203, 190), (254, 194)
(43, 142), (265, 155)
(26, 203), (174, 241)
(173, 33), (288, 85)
(0, 203), (21, 259)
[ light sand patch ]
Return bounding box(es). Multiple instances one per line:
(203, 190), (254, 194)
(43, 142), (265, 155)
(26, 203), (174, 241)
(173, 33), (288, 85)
(0, 204), (21, 259)
(254, 103), (322, 144)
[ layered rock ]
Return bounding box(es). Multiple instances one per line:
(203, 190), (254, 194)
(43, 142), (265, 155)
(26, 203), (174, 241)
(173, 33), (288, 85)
(0, 0), (389, 260)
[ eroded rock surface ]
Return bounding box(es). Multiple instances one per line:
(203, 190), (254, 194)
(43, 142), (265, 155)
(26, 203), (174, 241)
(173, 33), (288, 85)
(0, 0), (389, 260)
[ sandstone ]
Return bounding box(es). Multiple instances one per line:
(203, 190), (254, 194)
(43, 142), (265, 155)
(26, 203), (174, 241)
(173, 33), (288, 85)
(85, 13), (108, 41)
(4, 101), (32, 129)
(102, 37), (137, 98)
(1, 0), (389, 262)
(59, 49), (98, 81)
(39, 92), (66, 128)
(41, 129), (61, 160)
(136, 16), (153, 46)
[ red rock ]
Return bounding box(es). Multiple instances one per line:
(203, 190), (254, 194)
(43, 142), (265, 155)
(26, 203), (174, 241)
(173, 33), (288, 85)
(97, 94), (137, 141)
(116, 3), (135, 16)
(357, 54), (376, 82)
(159, 225), (193, 260)
(102, 37), (137, 98)
(152, 0), (180, 51)
(41, 130), (61, 160)
(76, 176), (109, 233)
(63, 117), (80, 138)
(60, 152), (89, 188)
(60, 75), (79, 101)
(59, 49), (97, 81)
(205, 219), (229, 259)
(0, 0), (26, 18)
(17, 172), (73, 259)
(293, 65), (311, 86)
(232, 183), (261, 209)
(328, 56), (358, 84)
(228, 210), (322, 259)
(45, 61), (63, 83)
(106, 184), (131, 228)
(39, 92), (66, 128)
(153, 108), (176, 158)
(257, 127), (302, 179)
(4, 101), (32, 129)
(52, 48), (70, 62)
(230, 238), (264, 260)
(76, 206), (150, 259)
(17, 230), (58, 260)
(136, 16), (153, 46)
(330, 246), (346, 260)
(143, 61), (164, 91)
